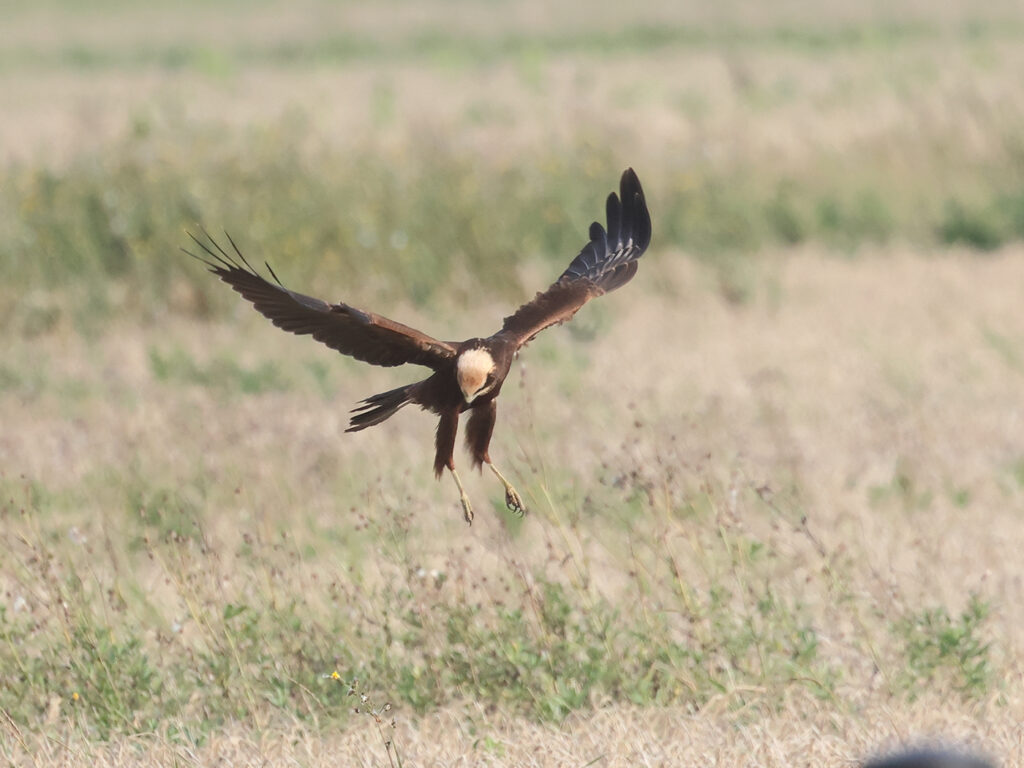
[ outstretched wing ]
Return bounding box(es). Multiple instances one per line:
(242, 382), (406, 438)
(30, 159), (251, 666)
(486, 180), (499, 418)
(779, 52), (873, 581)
(185, 232), (457, 369)
(498, 167), (652, 348)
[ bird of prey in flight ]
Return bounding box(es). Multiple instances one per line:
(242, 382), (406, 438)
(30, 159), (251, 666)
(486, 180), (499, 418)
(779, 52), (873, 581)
(187, 168), (652, 523)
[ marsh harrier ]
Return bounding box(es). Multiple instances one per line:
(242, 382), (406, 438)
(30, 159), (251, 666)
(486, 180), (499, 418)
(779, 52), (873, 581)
(187, 168), (652, 523)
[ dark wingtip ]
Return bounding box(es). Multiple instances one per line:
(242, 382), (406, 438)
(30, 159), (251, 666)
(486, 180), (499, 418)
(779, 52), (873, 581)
(183, 229), (232, 272)
(620, 167), (642, 197)
(621, 167), (651, 250)
(553, 167), (652, 286)
(184, 229), (277, 284)
(264, 261), (285, 288)
(605, 190), (622, 247)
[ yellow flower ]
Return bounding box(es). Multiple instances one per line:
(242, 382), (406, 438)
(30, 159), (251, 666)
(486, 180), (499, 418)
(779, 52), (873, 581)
(72, 692), (80, 701)
(331, 671), (340, 680)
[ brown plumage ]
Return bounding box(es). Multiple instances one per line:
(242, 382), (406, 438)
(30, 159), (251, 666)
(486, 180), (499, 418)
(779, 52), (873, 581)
(186, 168), (652, 523)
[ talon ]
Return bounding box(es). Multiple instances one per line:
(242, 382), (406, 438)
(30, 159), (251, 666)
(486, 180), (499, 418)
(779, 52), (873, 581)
(505, 487), (526, 517)
(449, 467), (474, 525)
(489, 462), (526, 517)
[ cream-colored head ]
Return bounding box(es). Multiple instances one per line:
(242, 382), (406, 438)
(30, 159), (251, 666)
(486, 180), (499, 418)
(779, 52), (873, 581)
(456, 348), (496, 403)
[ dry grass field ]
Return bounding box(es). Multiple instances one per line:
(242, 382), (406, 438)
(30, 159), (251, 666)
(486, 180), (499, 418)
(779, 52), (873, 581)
(3, 1), (1024, 766)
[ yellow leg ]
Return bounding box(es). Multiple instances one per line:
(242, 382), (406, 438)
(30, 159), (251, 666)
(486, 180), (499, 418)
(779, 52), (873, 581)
(488, 462), (526, 517)
(449, 467), (474, 525)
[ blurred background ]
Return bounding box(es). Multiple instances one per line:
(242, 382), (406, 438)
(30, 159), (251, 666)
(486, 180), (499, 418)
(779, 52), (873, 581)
(5, 0), (1024, 324)
(2, 1), (1024, 765)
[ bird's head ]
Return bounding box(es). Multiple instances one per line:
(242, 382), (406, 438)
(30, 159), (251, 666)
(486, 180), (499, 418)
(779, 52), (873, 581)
(456, 348), (497, 404)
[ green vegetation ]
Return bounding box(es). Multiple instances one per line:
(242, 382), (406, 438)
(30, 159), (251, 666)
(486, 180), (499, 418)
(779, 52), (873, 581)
(149, 346), (291, 394)
(1, 428), (1002, 742)
(892, 595), (993, 700)
(4, 114), (1024, 332)
(3, 462), (981, 743)
(5, 19), (1023, 74)
(5, 1), (1024, 332)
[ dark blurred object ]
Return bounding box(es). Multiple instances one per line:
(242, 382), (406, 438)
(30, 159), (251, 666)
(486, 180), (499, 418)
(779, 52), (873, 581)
(864, 749), (994, 768)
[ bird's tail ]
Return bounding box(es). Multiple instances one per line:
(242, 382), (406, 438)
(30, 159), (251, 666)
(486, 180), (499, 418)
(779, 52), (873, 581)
(346, 384), (415, 432)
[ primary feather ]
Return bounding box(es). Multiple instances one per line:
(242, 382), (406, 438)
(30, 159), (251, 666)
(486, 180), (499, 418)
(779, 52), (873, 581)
(498, 167), (651, 347)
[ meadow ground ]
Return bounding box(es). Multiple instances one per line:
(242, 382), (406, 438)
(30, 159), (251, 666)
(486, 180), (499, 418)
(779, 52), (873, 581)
(3, 1), (1024, 766)
(4, 252), (1024, 766)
